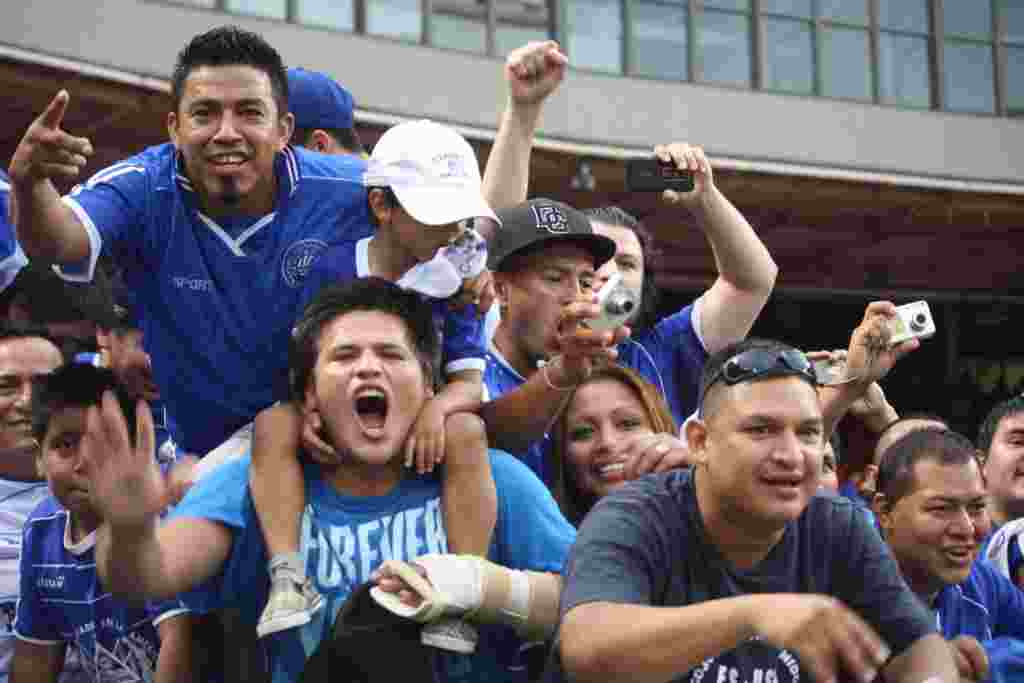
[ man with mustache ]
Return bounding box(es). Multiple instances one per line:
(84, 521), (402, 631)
(873, 428), (1024, 682)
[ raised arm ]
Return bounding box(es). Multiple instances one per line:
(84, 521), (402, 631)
(81, 391), (232, 602)
(481, 41), (567, 213)
(655, 143), (777, 352)
(819, 301), (919, 440)
(481, 299), (627, 453)
(7, 90), (93, 263)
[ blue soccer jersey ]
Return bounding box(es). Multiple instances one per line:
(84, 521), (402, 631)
(14, 497), (189, 681)
(57, 144), (373, 455)
(481, 345), (552, 484)
(171, 450), (575, 683)
(617, 303), (707, 427)
(299, 237), (486, 383)
(0, 171), (28, 294)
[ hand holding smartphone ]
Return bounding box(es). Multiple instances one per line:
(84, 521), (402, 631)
(625, 158), (695, 193)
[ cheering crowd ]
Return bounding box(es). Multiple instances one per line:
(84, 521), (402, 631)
(1, 22), (1022, 683)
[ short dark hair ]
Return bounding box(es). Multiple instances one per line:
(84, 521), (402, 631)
(978, 396), (1024, 454)
(293, 127), (366, 156)
(582, 206), (660, 331)
(875, 429), (981, 507)
(698, 337), (808, 418)
(0, 321), (59, 351)
(171, 25), (289, 116)
(32, 364), (137, 446)
(289, 278), (438, 402)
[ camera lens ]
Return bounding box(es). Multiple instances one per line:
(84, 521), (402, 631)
(622, 300), (634, 313)
(910, 312), (928, 332)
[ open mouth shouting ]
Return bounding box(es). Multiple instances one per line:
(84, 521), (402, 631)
(353, 386), (389, 438)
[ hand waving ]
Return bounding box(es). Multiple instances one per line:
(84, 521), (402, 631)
(8, 90), (93, 184)
(80, 391), (168, 535)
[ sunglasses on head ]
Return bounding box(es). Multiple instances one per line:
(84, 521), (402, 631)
(699, 348), (818, 417)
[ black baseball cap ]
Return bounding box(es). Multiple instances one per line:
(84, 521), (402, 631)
(488, 198), (616, 272)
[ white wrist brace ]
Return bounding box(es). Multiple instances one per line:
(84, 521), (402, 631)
(370, 554), (562, 640)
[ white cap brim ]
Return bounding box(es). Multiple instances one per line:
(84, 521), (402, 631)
(392, 184), (498, 227)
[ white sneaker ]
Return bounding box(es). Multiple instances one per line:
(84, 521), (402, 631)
(257, 577), (324, 638)
(420, 618), (478, 654)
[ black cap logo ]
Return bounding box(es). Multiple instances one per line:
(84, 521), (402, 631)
(531, 204), (568, 234)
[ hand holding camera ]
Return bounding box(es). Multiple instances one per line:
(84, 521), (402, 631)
(582, 273), (638, 333)
(626, 143), (712, 207)
(845, 301), (922, 389)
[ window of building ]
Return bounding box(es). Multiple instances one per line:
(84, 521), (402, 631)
(819, 0), (872, 100)
(699, 1), (752, 87)
(631, 0), (688, 80)
(1001, 0), (1024, 115)
(565, 0), (624, 73)
(943, 0), (996, 113)
(762, 1), (813, 94)
(878, 0), (931, 108)
(225, 0), (286, 19)
(297, 0), (356, 31)
(366, 0), (421, 41)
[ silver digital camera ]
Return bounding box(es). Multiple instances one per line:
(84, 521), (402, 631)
(584, 273), (638, 332)
(886, 300), (936, 345)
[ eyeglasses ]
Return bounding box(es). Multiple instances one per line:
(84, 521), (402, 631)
(699, 348), (818, 416)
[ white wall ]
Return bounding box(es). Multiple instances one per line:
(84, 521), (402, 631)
(2, 0), (1023, 186)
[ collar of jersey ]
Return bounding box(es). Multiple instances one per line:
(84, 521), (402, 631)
(486, 341), (526, 383)
(173, 146), (301, 199)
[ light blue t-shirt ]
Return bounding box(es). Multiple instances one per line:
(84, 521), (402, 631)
(58, 144), (373, 455)
(171, 450), (575, 683)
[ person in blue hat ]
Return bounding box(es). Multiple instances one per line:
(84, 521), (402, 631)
(287, 67), (365, 157)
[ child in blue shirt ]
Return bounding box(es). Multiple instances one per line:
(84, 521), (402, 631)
(12, 364), (194, 682)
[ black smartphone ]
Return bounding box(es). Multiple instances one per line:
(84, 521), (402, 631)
(625, 158), (695, 193)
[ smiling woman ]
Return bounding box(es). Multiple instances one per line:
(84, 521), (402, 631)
(549, 363), (680, 525)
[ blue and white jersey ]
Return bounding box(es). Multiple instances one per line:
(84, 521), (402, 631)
(14, 497), (189, 682)
(481, 346), (551, 485)
(0, 171), (28, 294)
(171, 450), (575, 683)
(0, 478), (50, 681)
(300, 237), (486, 384)
(617, 303), (707, 428)
(57, 143), (373, 455)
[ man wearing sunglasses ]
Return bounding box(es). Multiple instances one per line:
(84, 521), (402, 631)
(550, 302), (960, 683)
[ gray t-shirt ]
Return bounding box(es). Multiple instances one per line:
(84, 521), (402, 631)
(547, 468), (935, 683)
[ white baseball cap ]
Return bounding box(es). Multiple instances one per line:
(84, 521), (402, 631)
(364, 120), (499, 228)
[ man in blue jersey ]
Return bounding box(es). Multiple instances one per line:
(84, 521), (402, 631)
(480, 198), (628, 483)
(7, 25), (371, 461)
(874, 428), (1024, 682)
(81, 278), (575, 683)
(12, 364), (194, 682)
